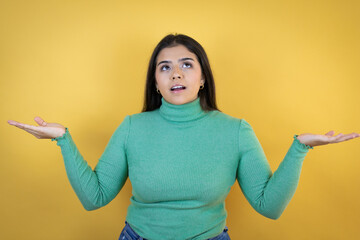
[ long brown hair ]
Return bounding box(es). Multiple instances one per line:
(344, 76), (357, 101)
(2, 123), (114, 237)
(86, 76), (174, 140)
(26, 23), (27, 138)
(142, 34), (219, 112)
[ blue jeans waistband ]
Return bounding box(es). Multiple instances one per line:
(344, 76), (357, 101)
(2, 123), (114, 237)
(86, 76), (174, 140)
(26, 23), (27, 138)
(119, 221), (230, 240)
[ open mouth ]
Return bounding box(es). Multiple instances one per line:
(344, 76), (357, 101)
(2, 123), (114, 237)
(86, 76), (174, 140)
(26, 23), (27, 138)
(170, 85), (186, 91)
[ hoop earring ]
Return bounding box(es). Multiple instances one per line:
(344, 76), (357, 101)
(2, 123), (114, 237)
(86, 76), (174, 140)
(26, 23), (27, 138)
(199, 84), (204, 90)
(156, 88), (161, 94)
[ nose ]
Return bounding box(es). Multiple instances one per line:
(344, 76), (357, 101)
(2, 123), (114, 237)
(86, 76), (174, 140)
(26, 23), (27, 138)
(171, 66), (182, 80)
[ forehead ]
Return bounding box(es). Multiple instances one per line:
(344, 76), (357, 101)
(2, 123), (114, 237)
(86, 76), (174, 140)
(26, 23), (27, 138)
(157, 45), (198, 62)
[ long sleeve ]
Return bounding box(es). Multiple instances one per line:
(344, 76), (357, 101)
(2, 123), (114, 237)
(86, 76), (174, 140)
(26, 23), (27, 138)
(52, 115), (131, 211)
(237, 119), (312, 219)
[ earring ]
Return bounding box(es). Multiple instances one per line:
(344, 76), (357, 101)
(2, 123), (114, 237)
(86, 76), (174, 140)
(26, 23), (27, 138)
(156, 88), (161, 94)
(199, 84), (204, 90)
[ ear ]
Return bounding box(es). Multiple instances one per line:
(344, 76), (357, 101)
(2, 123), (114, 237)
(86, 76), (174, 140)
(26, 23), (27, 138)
(201, 74), (205, 84)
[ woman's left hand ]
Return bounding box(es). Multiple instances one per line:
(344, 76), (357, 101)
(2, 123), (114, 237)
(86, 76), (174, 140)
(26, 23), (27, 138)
(296, 131), (360, 147)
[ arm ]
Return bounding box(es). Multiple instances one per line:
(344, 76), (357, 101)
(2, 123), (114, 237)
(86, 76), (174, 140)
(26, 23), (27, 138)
(236, 119), (311, 220)
(52, 116), (131, 211)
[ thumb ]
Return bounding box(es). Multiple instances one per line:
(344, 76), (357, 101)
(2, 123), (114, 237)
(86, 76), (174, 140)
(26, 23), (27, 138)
(325, 130), (335, 136)
(34, 116), (47, 126)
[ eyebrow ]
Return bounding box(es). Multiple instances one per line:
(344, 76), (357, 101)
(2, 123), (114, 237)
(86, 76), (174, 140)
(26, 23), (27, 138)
(157, 57), (195, 66)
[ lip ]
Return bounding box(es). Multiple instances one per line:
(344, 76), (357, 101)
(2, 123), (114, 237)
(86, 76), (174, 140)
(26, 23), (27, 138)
(170, 84), (186, 92)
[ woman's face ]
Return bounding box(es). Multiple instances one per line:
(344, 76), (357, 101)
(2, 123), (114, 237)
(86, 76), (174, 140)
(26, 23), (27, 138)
(155, 45), (205, 105)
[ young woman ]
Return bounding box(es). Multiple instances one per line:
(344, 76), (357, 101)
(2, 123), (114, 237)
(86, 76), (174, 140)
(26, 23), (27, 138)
(8, 34), (359, 240)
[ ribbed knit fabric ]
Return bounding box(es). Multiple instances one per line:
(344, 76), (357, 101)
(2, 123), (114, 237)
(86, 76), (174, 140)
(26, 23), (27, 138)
(52, 97), (311, 240)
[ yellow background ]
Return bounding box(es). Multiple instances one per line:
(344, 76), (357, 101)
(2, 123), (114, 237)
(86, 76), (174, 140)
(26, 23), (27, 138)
(1, 0), (359, 239)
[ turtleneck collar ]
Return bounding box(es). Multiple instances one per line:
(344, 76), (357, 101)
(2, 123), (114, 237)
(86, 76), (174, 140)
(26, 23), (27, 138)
(159, 97), (207, 122)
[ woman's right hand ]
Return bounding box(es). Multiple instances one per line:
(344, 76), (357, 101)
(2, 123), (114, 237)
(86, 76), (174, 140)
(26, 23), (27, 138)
(7, 116), (66, 139)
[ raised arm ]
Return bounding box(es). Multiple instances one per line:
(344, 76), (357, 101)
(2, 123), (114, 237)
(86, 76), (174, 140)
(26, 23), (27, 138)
(8, 116), (131, 211)
(236, 120), (359, 220)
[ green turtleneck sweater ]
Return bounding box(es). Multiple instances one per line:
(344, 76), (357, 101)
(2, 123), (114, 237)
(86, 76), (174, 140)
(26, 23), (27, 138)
(52, 97), (312, 240)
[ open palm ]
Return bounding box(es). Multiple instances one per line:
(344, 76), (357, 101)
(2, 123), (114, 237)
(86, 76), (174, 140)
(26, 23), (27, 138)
(297, 130), (360, 147)
(8, 116), (66, 139)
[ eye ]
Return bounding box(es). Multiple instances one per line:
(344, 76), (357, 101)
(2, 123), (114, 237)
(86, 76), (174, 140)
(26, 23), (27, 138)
(160, 65), (170, 71)
(182, 62), (192, 68)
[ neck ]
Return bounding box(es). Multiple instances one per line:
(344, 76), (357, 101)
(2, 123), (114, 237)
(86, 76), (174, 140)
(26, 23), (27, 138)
(159, 97), (207, 122)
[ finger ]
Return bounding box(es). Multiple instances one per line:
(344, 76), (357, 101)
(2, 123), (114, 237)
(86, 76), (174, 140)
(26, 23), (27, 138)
(336, 135), (352, 143)
(347, 132), (360, 138)
(8, 120), (25, 128)
(325, 130), (335, 136)
(8, 120), (19, 126)
(34, 116), (47, 126)
(13, 122), (40, 131)
(327, 133), (343, 143)
(8, 120), (26, 128)
(336, 133), (360, 142)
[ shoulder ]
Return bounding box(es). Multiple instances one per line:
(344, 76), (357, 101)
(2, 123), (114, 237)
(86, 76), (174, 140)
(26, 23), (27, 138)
(210, 111), (256, 136)
(126, 109), (161, 121)
(209, 110), (246, 124)
(114, 111), (159, 129)
(122, 110), (163, 129)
